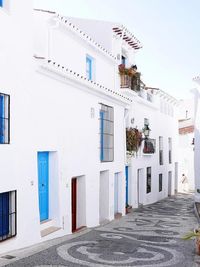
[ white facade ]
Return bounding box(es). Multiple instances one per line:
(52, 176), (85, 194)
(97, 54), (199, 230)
(0, 2), (180, 254)
(178, 105), (194, 193)
(125, 89), (179, 207)
(191, 79), (200, 202)
(0, 4), (132, 254)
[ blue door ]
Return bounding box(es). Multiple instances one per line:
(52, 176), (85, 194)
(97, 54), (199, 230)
(0, 192), (9, 237)
(38, 152), (49, 222)
(100, 111), (104, 161)
(125, 166), (128, 206)
(0, 95), (4, 144)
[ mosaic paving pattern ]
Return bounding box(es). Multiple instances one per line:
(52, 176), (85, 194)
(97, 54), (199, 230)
(5, 194), (198, 267)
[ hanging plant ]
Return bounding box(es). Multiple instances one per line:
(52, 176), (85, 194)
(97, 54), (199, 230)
(118, 64), (139, 77)
(126, 127), (142, 154)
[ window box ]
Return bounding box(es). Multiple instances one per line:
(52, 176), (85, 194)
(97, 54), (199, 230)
(143, 139), (156, 154)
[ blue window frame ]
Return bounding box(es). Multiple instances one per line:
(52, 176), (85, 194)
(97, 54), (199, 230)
(0, 191), (17, 242)
(99, 104), (114, 162)
(0, 0), (3, 7)
(121, 55), (126, 65)
(86, 56), (93, 80)
(0, 93), (10, 144)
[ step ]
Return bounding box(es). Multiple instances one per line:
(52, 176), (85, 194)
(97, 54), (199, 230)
(40, 226), (61, 237)
(40, 219), (54, 231)
(114, 213), (122, 219)
(99, 219), (110, 226)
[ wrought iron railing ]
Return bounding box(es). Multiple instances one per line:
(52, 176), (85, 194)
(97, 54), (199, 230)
(0, 190), (17, 242)
(143, 139), (156, 154)
(120, 74), (144, 92)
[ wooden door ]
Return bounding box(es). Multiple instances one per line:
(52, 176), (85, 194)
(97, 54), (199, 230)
(71, 178), (77, 232)
(38, 152), (49, 222)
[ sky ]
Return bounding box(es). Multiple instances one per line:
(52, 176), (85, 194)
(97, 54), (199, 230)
(33, 0), (200, 99)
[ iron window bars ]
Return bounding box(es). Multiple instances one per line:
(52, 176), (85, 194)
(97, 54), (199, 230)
(0, 93), (10, 144)
(0, 190), (17, 242)
(99, 104), (114, 162)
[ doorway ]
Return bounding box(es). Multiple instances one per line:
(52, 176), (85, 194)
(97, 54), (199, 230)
(175, 162), (178, 194)
(38, 152), (49, 222)
(137, 169), (144, 206)
(99, 171), (109, 223)
(71, 176), (86, 233)
(71, 178), (77, 232)
(168, 171), (172, 196)
(125, 166), (129, 207)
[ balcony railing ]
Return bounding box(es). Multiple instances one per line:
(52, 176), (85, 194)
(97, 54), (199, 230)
(120, 74), (146, 92)
(143, 139), (156, 154)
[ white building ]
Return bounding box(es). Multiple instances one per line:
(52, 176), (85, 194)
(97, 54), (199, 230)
(0, 1), (180, 254)
(178, 98), (195, 192)
(124, 88), (179, 208)
(0, 3), (134, 254)
(192, 77), (200, 202)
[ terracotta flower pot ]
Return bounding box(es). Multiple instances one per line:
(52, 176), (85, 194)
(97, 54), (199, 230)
(196, 237), (200, 255)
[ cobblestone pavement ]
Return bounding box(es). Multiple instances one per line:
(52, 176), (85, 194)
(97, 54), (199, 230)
(3, 194), (199, 267)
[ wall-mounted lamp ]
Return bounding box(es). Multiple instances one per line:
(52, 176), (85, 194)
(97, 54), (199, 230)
(142, 124), (151, 139)
(130, 118), (135, 124)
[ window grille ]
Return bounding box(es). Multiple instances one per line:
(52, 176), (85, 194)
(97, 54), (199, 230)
(146, 167), (151, 194)
(99, 104), (114, 162)
(168, 138), (172, 164)
(159, 136), (163, 165)
(159, 174), (162, 192)
(0, 93), (10, 144)
(0, 190), (17, 242)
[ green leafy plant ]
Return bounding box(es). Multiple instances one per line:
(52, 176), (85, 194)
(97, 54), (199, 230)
(118, 64), (140, 78)
(126, 127), (142, 154)
(183, 229), (200, 240)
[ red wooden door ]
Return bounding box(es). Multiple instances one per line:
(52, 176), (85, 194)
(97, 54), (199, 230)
(71, 178), (77, 232)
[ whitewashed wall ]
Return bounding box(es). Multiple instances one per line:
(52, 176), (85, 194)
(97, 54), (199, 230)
(0, 6), (128, 254)
(126, 93), (179, 207)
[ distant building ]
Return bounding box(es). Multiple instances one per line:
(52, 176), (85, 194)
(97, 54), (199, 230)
(178, 98), (195, 193)
(192, 76), (200, 202)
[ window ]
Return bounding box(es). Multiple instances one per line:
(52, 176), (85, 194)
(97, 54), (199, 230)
(0, 93), (10, 144)
(99, 104), (114, 162)
(146, 167), (151, 194)
(143, 139), (155, 154)
(168, 138), (172, 164)
(159, 174), (162, 192)
(121, 55), (126, 65)
(0, 191), (16, 242)
(0, 0), (2, 7)
(159, 136), (163, 165)
(86, 55), (94, 81)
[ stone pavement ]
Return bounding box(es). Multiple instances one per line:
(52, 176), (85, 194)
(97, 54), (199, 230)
(1, 194), (199, 267)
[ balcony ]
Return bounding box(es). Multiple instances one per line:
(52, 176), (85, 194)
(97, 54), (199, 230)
(143, 139), (156, 154)
(119, 64), (145, 92)
(120, 74), (146, 92)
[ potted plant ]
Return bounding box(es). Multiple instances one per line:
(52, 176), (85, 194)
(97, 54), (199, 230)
(125, 204), (132, 214)
(118, 64), (137, 77)
(126, 127), (142, 156)
(183, 228), (200, 255)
